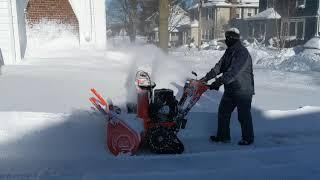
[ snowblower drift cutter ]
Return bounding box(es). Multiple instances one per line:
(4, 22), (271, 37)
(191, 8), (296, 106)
(89, 89), (143, 156)
(89, 71), (209, 156)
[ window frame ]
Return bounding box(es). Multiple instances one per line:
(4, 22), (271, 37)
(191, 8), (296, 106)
(281, 18), (305, 40)
(247, 8), (253, 17)
(235, 8), (241, 19)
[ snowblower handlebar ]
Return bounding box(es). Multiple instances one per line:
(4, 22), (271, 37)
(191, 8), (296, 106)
(175, 79), (209, 129)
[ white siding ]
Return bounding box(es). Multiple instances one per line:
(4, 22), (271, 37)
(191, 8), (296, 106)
(11, 0), (27, 62)
(0, 0), (27, 65)
(0, 0), (13, 65)
(69, 0), (106, 48)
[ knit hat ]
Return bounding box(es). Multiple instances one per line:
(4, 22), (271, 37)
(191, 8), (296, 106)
(225, 28), (240, 39)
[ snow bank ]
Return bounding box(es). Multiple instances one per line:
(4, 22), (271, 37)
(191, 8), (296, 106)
(255, 48), (296, 68)
(255, 47), (320, 72)
(247, 8), (281, 20)
(264, 106), (320, 119)
(304, 37), (320, 49)
(247, 46), (275, 64)
(252, 37), (320, 72)
(279, 52), (320, 72)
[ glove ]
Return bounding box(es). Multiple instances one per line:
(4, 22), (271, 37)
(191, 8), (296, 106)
(209, 78), (223, 90)
(200, 76), (208, 82)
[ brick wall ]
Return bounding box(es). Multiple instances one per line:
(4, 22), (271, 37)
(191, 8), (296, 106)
(26, 0), (79, 34)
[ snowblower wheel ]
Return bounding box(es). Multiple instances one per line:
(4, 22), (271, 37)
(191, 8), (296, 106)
(147, 126), (184, 154)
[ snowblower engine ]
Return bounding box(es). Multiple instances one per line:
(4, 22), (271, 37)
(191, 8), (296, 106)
(150, 89), (178, 124)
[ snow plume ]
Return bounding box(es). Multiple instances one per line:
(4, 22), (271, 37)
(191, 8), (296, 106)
(123, 45), (163, 104)
(123, 45), (193, 105)
(25, 19), (79, 57)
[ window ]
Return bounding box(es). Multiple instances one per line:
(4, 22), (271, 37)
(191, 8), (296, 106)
(202, 8), (206, 17)
(236, 8), (241, 19)
(289, 22), (296, 36)
(208, 8), (213, 19)
(202, 30), (205, 39)
(296, 0), (306, 8)
(297, 21), (304, 39)
(248, 9), (253, 17)
(248, 23), (254, 37)
(207, 8), (211, 20)
(282, 22), (288, 36)
(252, 22), (266, 39)
(261, 23), (266, 36)
(211, 28), (215, 39)
(201, 29), (211, 40)
(282, 19), (305, 40)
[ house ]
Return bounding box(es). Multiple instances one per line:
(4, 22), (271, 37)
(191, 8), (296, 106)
(145, 5), (191, 47)
(189, 0), (259, 46)
(0, 0), (106, 65)
(243, 0), (320, 47)
(230, 7), (281, 43)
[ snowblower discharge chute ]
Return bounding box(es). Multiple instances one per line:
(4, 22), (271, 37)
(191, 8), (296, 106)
(89, 71), (209, 156)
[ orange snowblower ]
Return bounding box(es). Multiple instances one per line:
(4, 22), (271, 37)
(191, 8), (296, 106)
(89, 71), (209, 156)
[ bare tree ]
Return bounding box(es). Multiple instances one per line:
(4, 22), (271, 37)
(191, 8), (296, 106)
(144, 0), (190, 33)
(108, 0), (138, 43)
(168, 3), (189, 33)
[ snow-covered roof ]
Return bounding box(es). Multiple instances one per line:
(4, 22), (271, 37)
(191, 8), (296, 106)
(304, 37), (320, 50)
(150, 5), (190, 32)
(246, 8), (281, 20)
(189, 0), (259, 10)
(169, 6), (191, 29)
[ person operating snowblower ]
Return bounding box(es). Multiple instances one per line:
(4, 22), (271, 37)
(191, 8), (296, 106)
(200, 28), (255, 146)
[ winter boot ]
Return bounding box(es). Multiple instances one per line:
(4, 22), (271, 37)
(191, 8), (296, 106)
(238, 139), (254, 146)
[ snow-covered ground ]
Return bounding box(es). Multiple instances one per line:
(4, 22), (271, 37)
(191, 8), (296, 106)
(0, 37), (320, 179)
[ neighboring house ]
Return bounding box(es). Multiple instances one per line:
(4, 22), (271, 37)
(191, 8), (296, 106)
(0, 0), (106, 65)
(241, 0), (320, 47)
(145, 5), (191, 47)
(231, 7), (281, 43)
(189, 0), (259, 46)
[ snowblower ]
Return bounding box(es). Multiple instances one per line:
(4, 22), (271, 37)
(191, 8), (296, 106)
(89, 71), (209, 156)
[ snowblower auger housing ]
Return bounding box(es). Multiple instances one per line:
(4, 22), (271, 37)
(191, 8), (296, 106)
(89, 71), (209, 156)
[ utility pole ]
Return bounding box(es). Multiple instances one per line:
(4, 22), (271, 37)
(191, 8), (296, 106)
(159, 0), (169, 53)
(198, 0), (203, 51)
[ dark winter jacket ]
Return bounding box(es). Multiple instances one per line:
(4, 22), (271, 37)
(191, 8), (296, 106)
(204, 41), (255, 95)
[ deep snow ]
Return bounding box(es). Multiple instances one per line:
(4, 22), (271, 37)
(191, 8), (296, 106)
(0, 36), (320, 179)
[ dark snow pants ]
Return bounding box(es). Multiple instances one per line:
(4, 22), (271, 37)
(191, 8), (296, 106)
(217, 92), (254, 142)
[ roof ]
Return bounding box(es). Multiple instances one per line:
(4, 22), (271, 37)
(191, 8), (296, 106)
(148, 5), (191, 32)
(246, 8), (281, 21)
(189, 0), (259, 10)
(169, 6), (190, 30)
